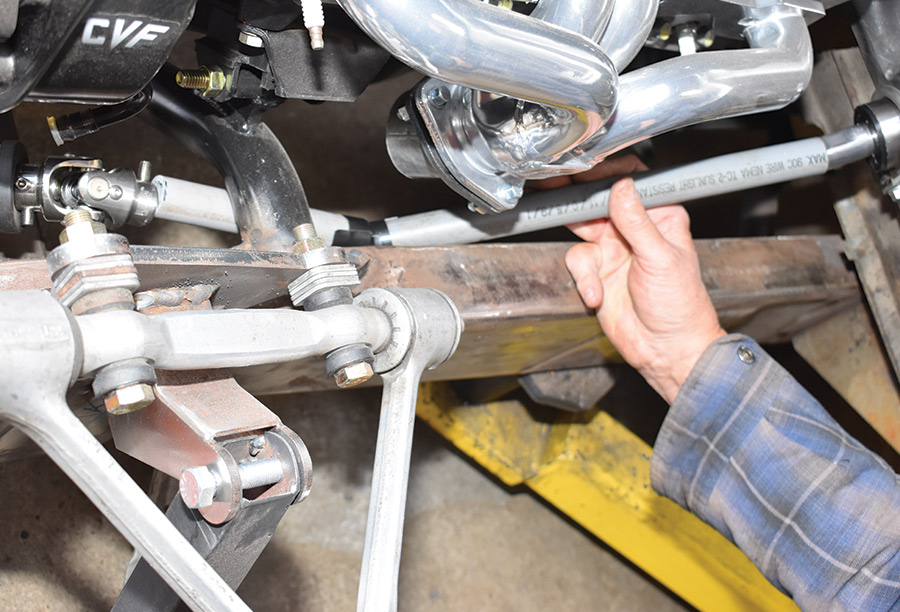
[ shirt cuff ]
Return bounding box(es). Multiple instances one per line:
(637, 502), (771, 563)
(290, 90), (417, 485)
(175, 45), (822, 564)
(649, 334), (771, 521)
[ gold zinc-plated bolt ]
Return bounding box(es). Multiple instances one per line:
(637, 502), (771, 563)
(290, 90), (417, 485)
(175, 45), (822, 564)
(59, 208), (106, 244)
(334, 362), (374, 388)
(104, 383), (156, 415)
(175, 66), (227, 98)
(657, 22), (673, 42)
(292, 223), (326, 254)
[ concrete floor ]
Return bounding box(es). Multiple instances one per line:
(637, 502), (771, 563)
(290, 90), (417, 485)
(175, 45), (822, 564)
(0, 39), (692, 610)
(0, 388), (689, 611)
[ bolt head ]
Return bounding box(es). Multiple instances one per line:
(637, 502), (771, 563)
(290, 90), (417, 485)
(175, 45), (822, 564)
(203, 68), (227, 98)
(104, 383), (155, 415)
(428, 87), (451, 109)
(657, 22), (672, 42)
(334, 361), (374, 388)
(180, 466), (218, 509)
(238, 30), (264, 48)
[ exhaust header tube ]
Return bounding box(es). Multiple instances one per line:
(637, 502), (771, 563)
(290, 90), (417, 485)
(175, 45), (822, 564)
(574, 6), (814, 166)
(338, 0), (618, 212)
(336, 0), (617, 122)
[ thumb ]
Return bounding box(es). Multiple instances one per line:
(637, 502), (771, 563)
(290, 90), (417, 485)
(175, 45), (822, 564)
(565, 243), (604, 308)
(607, 178), (667, 261)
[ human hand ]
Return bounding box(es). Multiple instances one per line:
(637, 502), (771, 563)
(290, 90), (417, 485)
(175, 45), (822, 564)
(563, 163), (725, 404)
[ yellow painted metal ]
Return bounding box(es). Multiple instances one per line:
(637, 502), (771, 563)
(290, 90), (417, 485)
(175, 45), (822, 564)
(416, 383), (798, 612)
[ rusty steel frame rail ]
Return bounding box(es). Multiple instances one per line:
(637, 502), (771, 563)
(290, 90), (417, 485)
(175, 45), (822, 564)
(0, 237), (860, 395)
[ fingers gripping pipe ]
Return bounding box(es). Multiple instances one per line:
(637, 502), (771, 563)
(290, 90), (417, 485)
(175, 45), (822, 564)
(0, 291), (251, 612)
(352, 289), (463, 612)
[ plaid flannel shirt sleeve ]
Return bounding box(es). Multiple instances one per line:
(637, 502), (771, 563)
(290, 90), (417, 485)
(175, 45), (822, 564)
(650, 334), (900, 611)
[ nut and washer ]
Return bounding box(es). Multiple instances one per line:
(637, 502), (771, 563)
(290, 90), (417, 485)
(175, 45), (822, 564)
(58, 208), (106, 245)
(335, 361), (375, 388)
(105, 383), (156, 415)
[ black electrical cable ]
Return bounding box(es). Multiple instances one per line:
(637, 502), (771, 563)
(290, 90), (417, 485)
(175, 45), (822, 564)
(47, 85), (153, 145)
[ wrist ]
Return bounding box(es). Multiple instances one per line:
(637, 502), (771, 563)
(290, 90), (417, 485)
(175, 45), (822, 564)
(643, 326), (727, 404)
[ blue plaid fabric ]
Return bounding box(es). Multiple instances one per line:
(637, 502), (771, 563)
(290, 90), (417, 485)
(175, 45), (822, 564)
(651, 334), (900, 611)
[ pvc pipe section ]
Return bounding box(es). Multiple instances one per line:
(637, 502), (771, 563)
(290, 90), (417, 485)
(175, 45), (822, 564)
(380, 126), (875, 247)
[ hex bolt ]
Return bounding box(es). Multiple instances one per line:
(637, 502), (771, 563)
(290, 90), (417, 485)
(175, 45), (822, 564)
(179, 458), (284, 509)
(59, 208), (106, 244)
(180, 465), (219, 509)
(428, 87), (450, 109)
(292, 223), (326, 254)
(238, 30), (264, 48)
(104, 383), (156, 415)
(138, 160), (152, 183)
(655, 22), (672, 42)
(175, 66), (227, 97)
(335, 361), (375, 388)
(175, 68), (209, 90)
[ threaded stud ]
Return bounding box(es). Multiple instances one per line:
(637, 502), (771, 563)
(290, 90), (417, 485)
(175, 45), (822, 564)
(293, 223), (318, 242)
(175, 68), (210, 90)
(64, 209), (94, 226)
(138, 160), (152, 182)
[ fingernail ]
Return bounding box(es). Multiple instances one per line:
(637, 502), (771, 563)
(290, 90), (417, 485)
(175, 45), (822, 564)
(618, 178), (637, 200)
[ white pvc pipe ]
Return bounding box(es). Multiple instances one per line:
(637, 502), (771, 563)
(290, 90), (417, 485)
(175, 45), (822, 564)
(383, 136), (841, 246)
(152, 175), (350, 244)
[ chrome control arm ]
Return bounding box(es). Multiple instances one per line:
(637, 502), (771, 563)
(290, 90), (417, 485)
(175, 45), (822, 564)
(0, 291), (251, 612)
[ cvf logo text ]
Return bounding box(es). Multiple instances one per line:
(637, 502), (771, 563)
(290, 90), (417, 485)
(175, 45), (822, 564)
(81, 18), (170, 49)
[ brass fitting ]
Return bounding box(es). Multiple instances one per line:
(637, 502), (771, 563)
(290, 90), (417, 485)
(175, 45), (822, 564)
(334, 362), (375, 388)
(59, 208), (106, 244)
(104, 383), (156, 415)
(175, 66), (228, 98)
